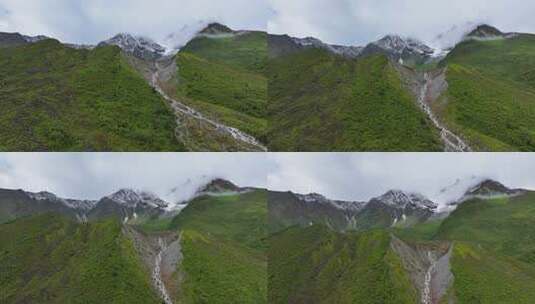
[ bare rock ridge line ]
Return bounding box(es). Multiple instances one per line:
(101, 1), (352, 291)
(150, 57), (267, 151)
(417, 70), (471, 152)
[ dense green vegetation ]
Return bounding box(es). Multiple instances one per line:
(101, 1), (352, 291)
(0, 39), (183, 151)
(170, 191), (267, 303)
(0, 214), (160, 303)
(438, 35), (535, 151)
(449, 242), (535, 303)
(269, 225), (418, 304)
(173, 32), (267, 142)
(268, 49), (442, 151)
(436, 194), (535, 265)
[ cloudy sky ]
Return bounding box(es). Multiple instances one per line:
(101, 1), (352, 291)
(268, 153), (535, 208)
(2, 153), (534, 209)
(0, 153), (268, 204)
(0, 0), (271, 45)
(269, 0), (535, 46)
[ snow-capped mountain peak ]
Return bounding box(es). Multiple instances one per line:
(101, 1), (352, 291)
(98, 33), (166, 60)
(295, 193), (366, 212)
(373, 35), (434, 56)
(374, 190), (437, 210)
(106, 189), (168, 208)
(291, 36), (363, 58)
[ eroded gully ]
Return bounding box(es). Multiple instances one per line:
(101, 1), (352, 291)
(418, 72), (471, 152)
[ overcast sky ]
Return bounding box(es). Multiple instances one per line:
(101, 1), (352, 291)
(268, 0), (535, 46)
(0, 153), (268, 204)
(268, 153), (535, 208)
(2, 153), (534, 210)
(0, 0), (271, 45)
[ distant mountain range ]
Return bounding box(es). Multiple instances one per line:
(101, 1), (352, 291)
(269, 178), (526, 232)
(268, 23), (535, 152)
(0, 177), (252, 224)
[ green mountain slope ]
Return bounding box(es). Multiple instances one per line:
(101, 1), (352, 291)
(269, 225), (418, 304)
(397, 193), (535, 303)
(437, 35), (535, 151)
(268, 48), (442, 151)
(170, 32), (267, 143)
(0, 39), (183, 151)
(436, 193), (535, 266)
(169, 190), (267, 304)
(0, 214), (160, 303)
(269, 186), (535, 303)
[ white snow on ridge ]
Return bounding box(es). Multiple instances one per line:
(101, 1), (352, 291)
(296, 193), (366, 212)
(106, 189), (168, 208)
(374, 190), (437, 210)
(25, 191), (98, 211)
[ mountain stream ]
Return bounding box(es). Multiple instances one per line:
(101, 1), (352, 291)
(151, 58), (267, 151)
(417, 72), (471, 152)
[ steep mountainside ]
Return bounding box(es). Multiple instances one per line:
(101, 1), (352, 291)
(269, 226), (418, 304)
(0, 180), (267, 304)
(268, 45), (442, 151)
(0, 39), (182, 151)
(0, 22), (266, 152)
(268, 180), (535, 303)
(0, 214), (160, 303)
(156, 23), (267, 150)
(169, 190), (267, 304)
(269, 24), (535, 151)
(435, 29), (535, 151)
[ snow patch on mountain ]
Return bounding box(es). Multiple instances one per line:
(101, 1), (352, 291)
(106, 189), (168, 209)
(374, 190), (437, 211)
(291, 36), (364, 58)
(373, 35), (435, 56)
(296, 193), (366, 212)
(25, 191), (98, 211)
(99, 33), (166, 60)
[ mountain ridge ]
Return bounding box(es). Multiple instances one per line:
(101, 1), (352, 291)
(269, 179), (530, 232)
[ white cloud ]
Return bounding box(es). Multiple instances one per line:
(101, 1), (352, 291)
(2, 153), (535, 210)
(268, 0), (535, 45)
(0, 0), (271, 44)
(268, 153), (535, 209)
(0, 153), (269, 205)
